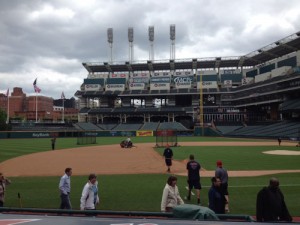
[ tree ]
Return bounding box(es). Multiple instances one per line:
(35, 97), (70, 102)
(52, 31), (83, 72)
(0, 109), (10, 131)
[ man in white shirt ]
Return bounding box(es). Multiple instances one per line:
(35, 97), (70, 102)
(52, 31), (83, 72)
(59, 167), (72, 209)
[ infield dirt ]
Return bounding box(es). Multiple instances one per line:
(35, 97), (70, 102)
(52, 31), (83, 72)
(1, 141), (299, 177)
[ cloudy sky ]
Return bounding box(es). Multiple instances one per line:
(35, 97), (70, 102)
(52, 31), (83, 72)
(1, 0), (300, 99)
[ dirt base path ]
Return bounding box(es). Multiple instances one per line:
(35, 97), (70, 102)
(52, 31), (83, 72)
(1, 142), (299, 177)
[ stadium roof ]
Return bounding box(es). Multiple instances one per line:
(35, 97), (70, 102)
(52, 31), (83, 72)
(82, 31), (300, 73)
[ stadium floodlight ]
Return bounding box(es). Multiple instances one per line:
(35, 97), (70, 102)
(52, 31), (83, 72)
(128, 27), (134, 42)
(128, 27), (134, 63)
(107, 28), (113, 44)
(107, 28), (113, 63)
(149, 26), (154, 61)
(170, 24), (176, 60)
(170, 24), (175, 40)
(149, 26), (154, 41)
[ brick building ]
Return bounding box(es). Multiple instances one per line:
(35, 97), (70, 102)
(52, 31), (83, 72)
(0, 87), (78, 122)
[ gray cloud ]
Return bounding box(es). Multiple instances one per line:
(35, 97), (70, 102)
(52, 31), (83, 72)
(0, 0), (300, 99)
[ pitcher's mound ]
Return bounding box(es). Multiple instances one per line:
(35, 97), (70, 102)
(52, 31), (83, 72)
(263, 150), (300, 155)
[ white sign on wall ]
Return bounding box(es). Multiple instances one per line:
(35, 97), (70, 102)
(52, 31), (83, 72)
(241, 77), (254, 85)
(85, 84), (102, 91)
(105, 84), (125, 91)
(150, 83), (170, 90)
(173, 76), (192, 89)
(224, 80), (232, 87)
(196, 81), (218, 89)
(129, 83), (145, 90)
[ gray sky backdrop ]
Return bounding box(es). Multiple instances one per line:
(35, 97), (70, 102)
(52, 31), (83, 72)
(1, 0), (300, 99)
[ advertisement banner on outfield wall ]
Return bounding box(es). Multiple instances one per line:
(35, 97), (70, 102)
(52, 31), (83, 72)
(173, 76), (193, 89)
(129, 83), (145, 90)
(85, 84), (102, 91)
(197, 81), (218, 89)
(150, 83), (170, 90)
(105, 84), (125, 91)
(136, 130), (153, 137)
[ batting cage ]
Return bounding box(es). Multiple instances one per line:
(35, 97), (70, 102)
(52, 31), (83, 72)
(156, 130), (178, 147)
(77, 131), (97, 145)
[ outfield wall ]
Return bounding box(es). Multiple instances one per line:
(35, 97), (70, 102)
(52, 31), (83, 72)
(0, 129), (211, 139)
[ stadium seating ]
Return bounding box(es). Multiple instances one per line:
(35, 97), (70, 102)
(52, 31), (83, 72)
(216, 126), (243, 134)
(112, 123), (143, 131)
(158, 122), (188, 130)
(97, 123), (118, 130)
(140, 122), (160, 130)
(226, 121), (300, 138)
(76, 122), (102, 130)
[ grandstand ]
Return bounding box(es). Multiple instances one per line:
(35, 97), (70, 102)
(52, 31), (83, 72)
(75, 30), (300, 137)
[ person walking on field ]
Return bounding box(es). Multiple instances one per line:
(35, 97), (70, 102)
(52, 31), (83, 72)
(51, 137), (56, 150)
(80, 174), (100, 210)
(186, 154), (202, 205)
(163, 144), (173, 173)
(256, 177), (292, 222)
(161, 175), (184, 212)
(59, 167), (72, 209)
(215, 160), (229, 212)
(0, 173), (11, 207)
(277, 137), (282, 146)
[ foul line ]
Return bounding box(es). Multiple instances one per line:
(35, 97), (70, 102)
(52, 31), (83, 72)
(199, 184), (300, 188)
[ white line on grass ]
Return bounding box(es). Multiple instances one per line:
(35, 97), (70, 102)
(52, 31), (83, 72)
(200, 184), (300, 188)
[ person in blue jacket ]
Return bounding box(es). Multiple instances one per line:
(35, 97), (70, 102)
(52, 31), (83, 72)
(208, 177), (226, 214)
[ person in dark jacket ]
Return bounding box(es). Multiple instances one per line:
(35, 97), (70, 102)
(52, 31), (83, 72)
(256, 177), (292, 222)
(163, 144), (173, 172)
(208, 177), (226, 214)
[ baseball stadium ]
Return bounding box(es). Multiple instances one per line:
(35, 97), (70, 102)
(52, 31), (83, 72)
(0, 28), (300, 225)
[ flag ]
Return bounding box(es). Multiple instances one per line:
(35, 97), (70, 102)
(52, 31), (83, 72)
(61, 91), (65, 99)
(5, 88), (9, 97)
(33, 78), (41, 93)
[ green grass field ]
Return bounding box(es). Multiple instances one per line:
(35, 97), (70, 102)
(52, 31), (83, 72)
(1, 136), (300, 216)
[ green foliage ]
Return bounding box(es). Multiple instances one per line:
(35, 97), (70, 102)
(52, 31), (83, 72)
(0, 109), (8, 131)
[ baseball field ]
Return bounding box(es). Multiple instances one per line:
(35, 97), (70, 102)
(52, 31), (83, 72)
(0, 136), (299, 217)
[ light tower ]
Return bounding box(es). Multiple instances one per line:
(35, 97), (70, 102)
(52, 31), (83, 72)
(170, 24), (176, 60)
(148, 26), (154, 61)
(107, 28), (113, 64)
(128, 27), (134, 63)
